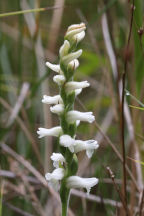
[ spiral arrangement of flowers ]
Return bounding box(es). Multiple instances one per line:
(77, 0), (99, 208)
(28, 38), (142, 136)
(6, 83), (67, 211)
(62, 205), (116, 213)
(37, 23), (99, 216)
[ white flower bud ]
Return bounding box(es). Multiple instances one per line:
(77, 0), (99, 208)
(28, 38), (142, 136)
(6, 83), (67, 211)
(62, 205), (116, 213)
(42, 95), (63, 105)
(50, 104), (64, 115)
(45, 168), (64, 191)
(59, 40), (70, 58)
(65, 81), (89, 93)
(50, 153), (66, 168)
(74, 140), (99, 158)
(37, 126), (62, 138)
(67, 176), (99, 195)
(53, 75), (66, 85)
(60, 135), (75, 153)
(65, 23), (86, 41)
(74, 31), (85, 43)
(46, 62), (60, 73)
(68, 59), (79, 70)
(67, 111), (95, 123)
(62, 49), (82, 66)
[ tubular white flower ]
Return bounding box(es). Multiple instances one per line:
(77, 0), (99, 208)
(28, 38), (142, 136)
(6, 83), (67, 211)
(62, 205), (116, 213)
(50, 153), (66, 168)
(67, 176), (99, 195)
(60, 135), (75, 153)
(62, 49), (82, 65)
(50, 104), (64, 115)
(67, 111), (95, 123)
(65, 23), (86, 41)
(45, 168), (64, 190)
(42, 95), (63, 105)
(68, 59), (79, 70)
(74, 31), (85, 43)
(74, 140), (99, 158)
(75, 89), (82, 96)
(59, 40), (70, 58)
(65, 81), (90, 93)
(46, 62), (60, 73)
(37, 126), (62, 138)
(53, 75), (66, 85)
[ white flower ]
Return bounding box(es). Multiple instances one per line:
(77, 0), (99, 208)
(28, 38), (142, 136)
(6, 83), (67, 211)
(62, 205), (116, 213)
(50, 153), (66, 168)
(60, 135), (75, 153)
(37, 126), (62, 138)
(65, 23), (86, 41)
(59, 40), (70, 58)
(74, 31), (85, 43)
(65, 81), (90, 93)
(46, 62), (60, 73)
(62, 50), (82, 65)
(67, 176), (99, 195)
(74, 140), (99, 158)
(75, 89), (82, 96)
(50, 104), (64, 115)
(42, 95), (63, 105)
(60, 134), (98, 157)
(67, 111), (95, 123)
(53, 75), (66, 85)
(68, 59), (79, 70)
(45, 168), (64, 191)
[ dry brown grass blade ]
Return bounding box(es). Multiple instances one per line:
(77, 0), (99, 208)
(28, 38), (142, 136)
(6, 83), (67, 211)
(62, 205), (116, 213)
(7, 82), (29, 127)
(20, 0), (54, 172)
(0, 142), (75, 216)
(0, 97), (43, 166)
(48, 0), (65, 52)
(3, 202), (34, 216)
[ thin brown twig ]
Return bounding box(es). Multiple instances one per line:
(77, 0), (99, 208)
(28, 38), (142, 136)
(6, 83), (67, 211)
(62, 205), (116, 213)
(3, 202), (34, 216)
(106, 166), (130, 215)
(121, 0), (135, 213)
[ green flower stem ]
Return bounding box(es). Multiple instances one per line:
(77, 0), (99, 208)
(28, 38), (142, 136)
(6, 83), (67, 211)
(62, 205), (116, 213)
(59, 37), (79, 216)
(60, 181), (70, 216)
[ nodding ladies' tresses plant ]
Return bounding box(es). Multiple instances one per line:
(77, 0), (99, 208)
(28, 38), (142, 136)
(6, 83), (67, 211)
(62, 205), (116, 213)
(37, 23), (99, 216)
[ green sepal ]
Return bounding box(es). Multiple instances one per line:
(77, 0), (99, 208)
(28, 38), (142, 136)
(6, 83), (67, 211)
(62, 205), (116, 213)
(60, 61), (68, 80)
(60, 113), (69, 134)
(60, 86), (67, 105)
(66, 92), (75, 111)
(69, 154), (78, 175)
(68, 123), (77, 137)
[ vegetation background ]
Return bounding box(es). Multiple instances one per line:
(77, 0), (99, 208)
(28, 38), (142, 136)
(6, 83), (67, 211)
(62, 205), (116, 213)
(0, 0), (144, 215)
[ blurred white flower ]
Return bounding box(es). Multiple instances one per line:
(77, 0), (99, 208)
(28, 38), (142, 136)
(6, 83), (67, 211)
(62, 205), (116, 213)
(60, 135), (75, 153)
(50, 153), (66, 168)
(67, 176), (99, 195)
(67, 111), (95, 123)
(37, 127), (62, 138)
(74, 140), (99, 158)
(59, 40), (70, 58)
(45, 168), (64, 190)
(53, 75), (66, 85)
(65, 81), (89, 93)
(74, 31), (85, 43)
(42, 95), (63, 105)
(50, 104), (64, 115)
(65, 23), (86, 41)
(62, 50), (82, 65)
(68, 59), (79, 70)
(46, 62), (60, 73)
(75, 89), (82, 96)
